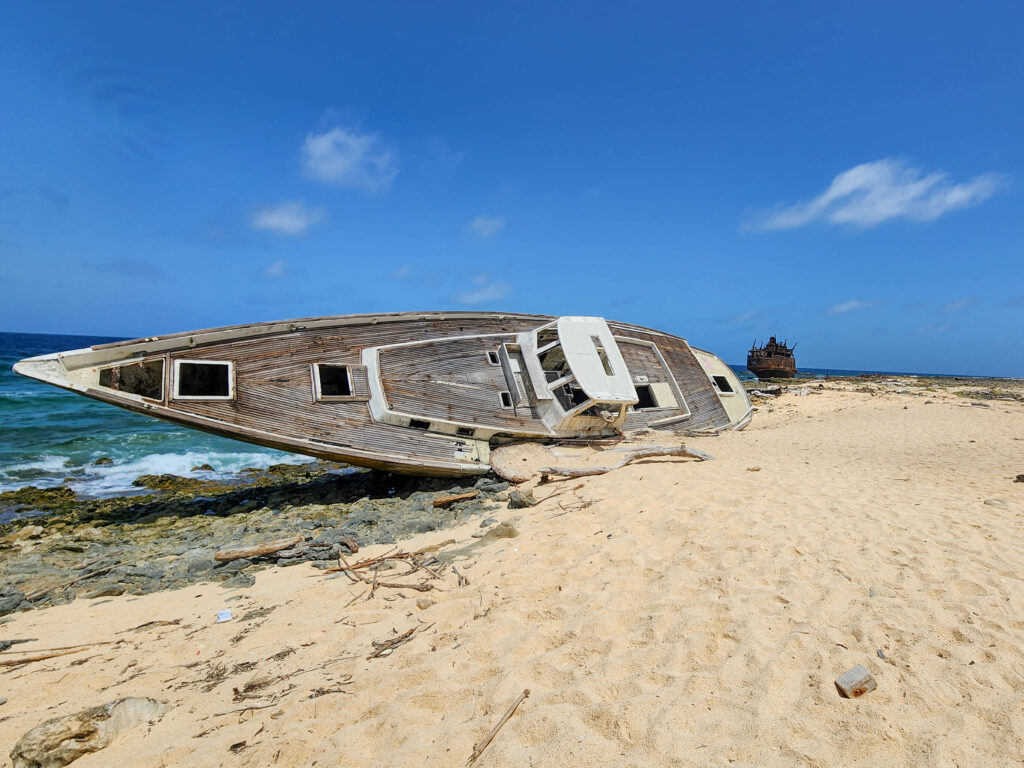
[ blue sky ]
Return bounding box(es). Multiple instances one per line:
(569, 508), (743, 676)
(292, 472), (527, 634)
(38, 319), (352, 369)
(1, 2), (1021, 376)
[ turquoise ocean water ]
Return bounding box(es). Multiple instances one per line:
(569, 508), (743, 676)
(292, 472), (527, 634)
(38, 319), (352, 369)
(0, 330), (970, 499)
(0, 332), (303, 498)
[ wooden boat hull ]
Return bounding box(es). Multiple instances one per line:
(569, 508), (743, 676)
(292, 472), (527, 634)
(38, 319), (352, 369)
(14, 312), (752, 476)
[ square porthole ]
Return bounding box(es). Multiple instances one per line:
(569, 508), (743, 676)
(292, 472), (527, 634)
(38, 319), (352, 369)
(712, 375), (734, 393)
(173, 360), (233, 400)
(315, 364), (352, 399)
(486, 351), (500, 365)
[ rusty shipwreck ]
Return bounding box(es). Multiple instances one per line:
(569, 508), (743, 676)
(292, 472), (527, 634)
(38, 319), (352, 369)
(14, 312), (752, 476)
(746, 336), (797, 380)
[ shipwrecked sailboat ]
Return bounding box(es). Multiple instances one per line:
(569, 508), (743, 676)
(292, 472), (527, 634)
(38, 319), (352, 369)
(14, 312), (751, 476)
(746, 336), (797, 380)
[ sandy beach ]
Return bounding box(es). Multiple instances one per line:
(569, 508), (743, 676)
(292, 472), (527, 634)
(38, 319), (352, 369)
(2, 380), (1023, 767)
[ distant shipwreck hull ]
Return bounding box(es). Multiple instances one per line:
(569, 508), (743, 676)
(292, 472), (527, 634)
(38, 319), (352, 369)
(746, 336), (797, 380)
(14, 312), (752, 477)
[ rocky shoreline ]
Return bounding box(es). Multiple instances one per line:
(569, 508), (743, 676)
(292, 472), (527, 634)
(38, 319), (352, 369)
(0, 462), (516, 617)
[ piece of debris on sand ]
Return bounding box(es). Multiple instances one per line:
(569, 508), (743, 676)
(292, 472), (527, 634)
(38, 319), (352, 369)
(11, 697), (171, 768)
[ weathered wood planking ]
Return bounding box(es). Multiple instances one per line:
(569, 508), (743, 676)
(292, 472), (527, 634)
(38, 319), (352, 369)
(378, 336), (547, 433)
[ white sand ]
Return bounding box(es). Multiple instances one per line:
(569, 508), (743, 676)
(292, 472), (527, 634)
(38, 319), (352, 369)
(2, 385), (1023, 766)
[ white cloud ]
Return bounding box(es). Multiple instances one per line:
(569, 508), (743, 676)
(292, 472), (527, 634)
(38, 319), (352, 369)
(749, 158), (1004, 230)
(943, 297), (973, 313)
(251, 201), (325, 236)
(264, 260), (286, 279)
(914, 322), (953, 335)
(452, 273), (512, 305)
(829, 299), (876, 315)
(468, 215), (505, 238)
(734, 309), (757, 323)
(301, 126), (398, 191)
(390, 265), (411, 280)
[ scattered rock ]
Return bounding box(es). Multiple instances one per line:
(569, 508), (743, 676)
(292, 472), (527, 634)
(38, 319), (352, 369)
(415, 598), (436, 610)
(482, 522), (518, 541)
(10, 697), (171, 768)
(433, 490), (479, 508)
(480, 517), (498, 528)
(0, 697), (7, 706)
(0, 591), (24, 616)
(221, 572), (255, 589)
(508, 489), (536, 509)
(835, 664), (877, 698)
(746, 466), (761, 472)
(868, 586), (879, 598)
(82, 586), (125, 599)
(191, 463), (215, 472)
(93, 457), (114, 466)
(983, 498), (1008, 508)
(1014, 475), (1023, 483)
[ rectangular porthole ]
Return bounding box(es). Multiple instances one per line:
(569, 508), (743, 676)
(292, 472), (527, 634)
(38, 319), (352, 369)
(455, 427), (475, 437)
(174, 360), (233, 400)
(409, 419), (431, 430)
(633, 384), (658, 410)
(315, 364), (351, 399)
(712, 375), (734, 393)
(499, 391), (513, 408)
(486, 351), (500, 365)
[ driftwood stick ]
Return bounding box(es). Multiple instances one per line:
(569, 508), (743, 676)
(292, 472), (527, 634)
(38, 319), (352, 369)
(433, 491), (479, 508)
(0, 646), (106, 668)
(467, 689), (530, 766)
(24, 564), (121, 602)
(538, 444), (714, 480)
(214, 535), (303, 563)
(0, 640), (117, 656)
(214, 701), (277, 716)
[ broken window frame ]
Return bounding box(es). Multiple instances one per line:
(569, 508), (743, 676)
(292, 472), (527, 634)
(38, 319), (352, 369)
(172, 359), (235, 401)
(97, 357), (165, 401)
(711, 375), (735, 395)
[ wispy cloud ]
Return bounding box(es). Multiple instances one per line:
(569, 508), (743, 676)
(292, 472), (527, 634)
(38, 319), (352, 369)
(301, 125), (398, 191)
(914, 322), (953, 335)
(828, 299), (877, 315)
(452, 273), (512, 305)
(264, 260), (286, 279)
(251, 201), (325, 236)
(1008, 295), (1024, 309)
(390, 265), (411, 280)
(748, 158), (1005, 230)
(468, 215), (506, 238)
(942, 297), (973, 313)
(734, 309), (757, 323)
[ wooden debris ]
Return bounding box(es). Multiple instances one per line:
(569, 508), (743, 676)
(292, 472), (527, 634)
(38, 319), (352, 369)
(835, 664), (877, 698)
(467, 688), (530, 765)
(368, 624), (432, 660)
(214, 535), (303, 563)
(434, 490), (479, 508)
(214, 701), (277, 716)
(0, 643), (116, 668)
(539, 444), (714, 480)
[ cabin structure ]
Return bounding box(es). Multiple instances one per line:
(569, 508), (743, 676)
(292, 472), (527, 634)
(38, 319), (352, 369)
(15, 312), (752, 476)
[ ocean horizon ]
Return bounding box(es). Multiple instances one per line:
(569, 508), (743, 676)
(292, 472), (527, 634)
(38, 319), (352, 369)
(0, 330), (1010, 499)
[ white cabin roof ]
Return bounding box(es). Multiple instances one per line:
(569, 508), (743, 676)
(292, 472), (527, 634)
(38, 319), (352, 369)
(556, 316), (638, 404)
